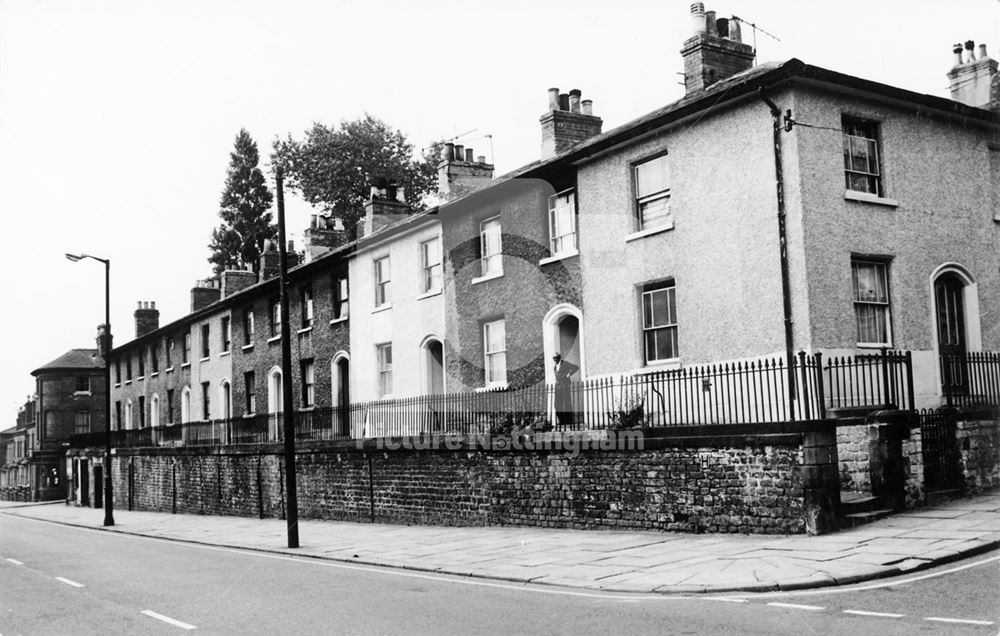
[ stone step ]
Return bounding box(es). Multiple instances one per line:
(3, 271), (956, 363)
(840, 491), (883, 515)
(841, 508), (894, 528)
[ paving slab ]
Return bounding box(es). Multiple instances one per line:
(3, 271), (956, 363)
(3, 493), (998, 595)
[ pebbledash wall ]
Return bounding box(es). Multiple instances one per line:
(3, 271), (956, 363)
(69, 423), (846, 535)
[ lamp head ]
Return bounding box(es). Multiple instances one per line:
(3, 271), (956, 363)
(65, 253), (83, 262)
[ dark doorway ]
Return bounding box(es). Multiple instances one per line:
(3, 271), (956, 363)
(935, 273), (968, 399)
(93, 464), (102, 509)
(426, 340), (445, 394)
(80, 462), (90, 508)
(335, 358), (350, 436)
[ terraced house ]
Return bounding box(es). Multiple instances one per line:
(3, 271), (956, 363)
(65, 4), (998, 534)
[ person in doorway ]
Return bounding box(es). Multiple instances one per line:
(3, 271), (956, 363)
(553, 353), (579, 428)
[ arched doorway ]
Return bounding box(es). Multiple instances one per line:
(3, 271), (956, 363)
(331, 353), (350, 437)
(267, 368), (283, 440)
(421, 337), (445, 395)
(933, 268), (976, 399)
(181, 387), (191, 423)
(542, 304), (584, 384)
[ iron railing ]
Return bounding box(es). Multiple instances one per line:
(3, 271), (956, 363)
(70, 350), (917, 449)
(941, 351), (1000, 408)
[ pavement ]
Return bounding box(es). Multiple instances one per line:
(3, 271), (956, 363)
(2, 494), (998, 595)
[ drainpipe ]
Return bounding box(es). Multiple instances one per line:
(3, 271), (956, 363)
(758, 89), (797, 418)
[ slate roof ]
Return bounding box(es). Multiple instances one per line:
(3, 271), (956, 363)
(31, 349), (102, 375)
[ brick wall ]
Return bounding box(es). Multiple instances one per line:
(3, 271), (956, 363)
(957, 417), (1000, 494)
(99, 429), (815, 535)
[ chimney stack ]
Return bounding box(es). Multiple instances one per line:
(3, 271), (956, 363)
(948, 40), (998, 109)
(437, 145), (495, 202)
(359, 178), (410, 238)
(539, 87), (603, 159)
(259, 239), (280, 281)
(680, 4), (755, 94)
(190, 279), (221, 312)
(220, 268), (258, 297)
(303, 214), (350, 262)
(134, 301), (160, 338)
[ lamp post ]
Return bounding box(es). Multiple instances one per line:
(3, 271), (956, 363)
(66, 253), (115, 527)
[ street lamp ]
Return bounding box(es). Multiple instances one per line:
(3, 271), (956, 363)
(66, 253), (114, 527)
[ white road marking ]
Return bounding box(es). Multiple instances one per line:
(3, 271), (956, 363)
(767, 602), (825, 611)
(925, 617), (995, 626)
(704, 597), (748, 603)
(5, 558), (23, 565)
(141, 610), (197, 630)
(843, 610), (904, 618)
(4, 513), (998, 603)
(54, 576), (84, 588)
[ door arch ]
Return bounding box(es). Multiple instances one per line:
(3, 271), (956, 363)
(420, 336), (445, 395)
(932, 265), (979, 399)
(542, 304), (585, 384)
(180, 386), (191, 423)
(267, 367), (283, 440)
(331, 353), (350, 436)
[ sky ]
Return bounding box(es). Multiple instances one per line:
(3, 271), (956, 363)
(0, 0), (997, 419)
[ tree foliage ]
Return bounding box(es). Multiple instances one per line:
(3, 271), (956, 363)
(272, 114), (441, 237)
(208, 129), (276, 274)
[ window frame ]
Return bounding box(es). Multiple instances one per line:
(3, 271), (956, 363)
(221, 316), (231, 352)
(641, 280), (679, 365)
(374, 256), (391, 308)
(201, 381), (211, 421)
(138, 347), (145, 377)
(548, 188), (577, 255)
(333, 273), (349, 320)
(166, 389), (175, 424)
(75, 376), (90, 393)
(270, 299), (282, 337)
(376, 343), (393, 397)
(151, 343), (159, 373)
(420, 237), (443, 294)
(244, 371), (256, 414)
(242, 308), (255, 346)
(165, 336), (173, 368)
(182, 332), (191, 364)
(483, 318), (508, 387)
(851, 258), (893, 347)
(842, 116), (884, 197)
(200, 324), (211, 358)
(632, 152), (672, 231)
(479, 216), (503, 277)
(74, 410), (90, 435)
(301, 359), (315, 408)
(300, 284), (314, 328)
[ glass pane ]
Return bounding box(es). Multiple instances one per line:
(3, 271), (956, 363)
(866, 139), (879, 175)
(650, 289), (669, 327)
(642, 293), (653, 329)
(640, 196), (670, 229)
(635, 156), (668, 198)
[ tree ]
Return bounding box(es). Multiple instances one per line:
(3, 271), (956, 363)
(272, 114), (441, 237)
(208, 129), (276, 274)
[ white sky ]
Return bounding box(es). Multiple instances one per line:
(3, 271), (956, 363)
(0, 0), (997, 418)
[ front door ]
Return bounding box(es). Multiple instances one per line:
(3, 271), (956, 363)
(935, 273), (967, 398)
(93, 465), (102, 509)
(80, 462), (90, 508)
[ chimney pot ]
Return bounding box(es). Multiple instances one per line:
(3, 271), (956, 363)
(690, 2), (706, 35)
(454, 144), (464, 161)
(137, 301), (142, 309)
(966, 40), (977, 63)
(705, 10), (717, 37)
(288, 240), (295, 252)
(569, 89), (582, 113)
(954, 43), (965, 65)
(979, 43), (988, 60)
(465, 148), (474, 162)
(581, 99), (593, 116)
(443, 142), (455, 161)
(558, 93), (569, 110)
(476, 155), (486, 163)
(547, 87), (560, 110)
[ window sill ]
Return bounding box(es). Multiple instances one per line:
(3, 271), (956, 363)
(73, 391), (92, 397)
(137, 376), (145, 382)
(219, 351), (231, 357)
(243, 413), (256, 418)
(124, 380), (132, 385)
(993, 214), (1000, 224)
(539, 250), (579, 266)
(165, 367), (174, 373)
(856, 342), (893, 350)
(180, 363), (190, 369)
(372, 304), (393, 314)
(625, 222), (674, 243)
(330, 316), (349, 325)
(844, 190), (899, 207)
(241, 343), (254, 351)
(199, 357), (210, 363)
(150, 372), (158, 378)
(114, 383), (121, 388)
(471, 271), (503, 286)
(416, 289), (442, 301)
(267, 335), (281, 344)
(297, 326), (313, 335)
(634, 359), (682, 375)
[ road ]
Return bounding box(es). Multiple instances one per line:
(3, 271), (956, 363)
(0, 513), (997, 635)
